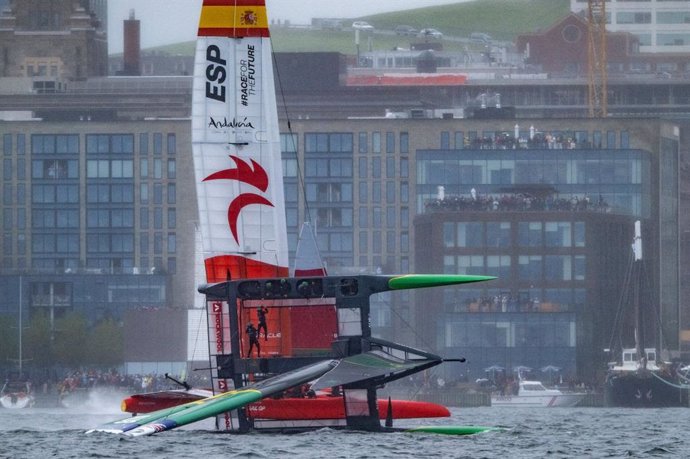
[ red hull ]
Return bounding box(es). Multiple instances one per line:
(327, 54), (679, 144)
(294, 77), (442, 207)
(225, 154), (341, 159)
(247, 396), (450, 420)
(122, 392), (449, 420)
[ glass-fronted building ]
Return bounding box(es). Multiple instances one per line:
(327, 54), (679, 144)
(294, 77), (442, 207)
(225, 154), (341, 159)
(1, 119), (195, 325)
(412, 121), (679, 384)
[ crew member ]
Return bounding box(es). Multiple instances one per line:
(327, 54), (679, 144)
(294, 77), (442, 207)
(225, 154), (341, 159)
(246, 322), (260, 358)
(257, 305), (269, 341)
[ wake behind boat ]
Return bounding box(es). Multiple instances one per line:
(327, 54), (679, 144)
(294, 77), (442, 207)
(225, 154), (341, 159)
(0, 380), (35, 409)
(491, 379), (585, 407)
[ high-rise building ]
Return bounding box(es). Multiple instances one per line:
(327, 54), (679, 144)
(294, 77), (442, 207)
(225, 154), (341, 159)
(571, 0), (690, 54)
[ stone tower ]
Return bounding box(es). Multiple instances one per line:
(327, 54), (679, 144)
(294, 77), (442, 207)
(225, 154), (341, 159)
(0, 0), (108, 81)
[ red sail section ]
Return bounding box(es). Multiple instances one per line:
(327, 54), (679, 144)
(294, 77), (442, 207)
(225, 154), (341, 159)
(205, 255), (289, 283)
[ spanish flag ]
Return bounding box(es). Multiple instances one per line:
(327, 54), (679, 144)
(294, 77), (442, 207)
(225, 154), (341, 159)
(199, 0), (270, 38)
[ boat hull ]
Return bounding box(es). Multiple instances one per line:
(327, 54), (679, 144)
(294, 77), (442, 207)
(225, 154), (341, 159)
(122, 391), (450, 420)
(491, 393), (584, 407)
(0, 393), (35, 409)
(248, 397), (450, 420)
(605, 371), (688, 407)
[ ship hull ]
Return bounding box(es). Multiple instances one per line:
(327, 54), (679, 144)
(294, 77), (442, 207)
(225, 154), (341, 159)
(605, 371), (688, 407)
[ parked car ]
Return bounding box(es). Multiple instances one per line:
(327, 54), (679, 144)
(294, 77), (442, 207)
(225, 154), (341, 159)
(352, 21), (374, 31)
(470, 32), (492, 44)
(394, 25), (418, 36)
(418, 28), (443, 40)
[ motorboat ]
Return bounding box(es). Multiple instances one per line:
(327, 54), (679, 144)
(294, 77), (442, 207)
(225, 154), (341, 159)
(491, 380), (585, 407)
(0, 380), (35, 409)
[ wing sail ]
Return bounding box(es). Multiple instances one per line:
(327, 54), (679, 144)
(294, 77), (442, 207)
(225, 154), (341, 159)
(193, 0), (287, 283)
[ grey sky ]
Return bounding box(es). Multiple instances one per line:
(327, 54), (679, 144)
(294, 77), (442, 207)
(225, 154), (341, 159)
(108, 0), (469, 53)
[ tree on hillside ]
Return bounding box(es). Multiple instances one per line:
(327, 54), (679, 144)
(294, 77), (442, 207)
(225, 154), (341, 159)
(52, 312), (88, 367)
(86, 319), (124, 367)
(23, 312), (53, 366)
(0, 314), (18, 366)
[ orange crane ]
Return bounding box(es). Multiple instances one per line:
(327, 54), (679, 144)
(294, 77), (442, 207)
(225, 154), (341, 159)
(587, 0), (608, 117)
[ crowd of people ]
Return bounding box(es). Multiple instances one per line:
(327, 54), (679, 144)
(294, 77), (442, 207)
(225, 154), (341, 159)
(4, 368), (210, 401)
(427, 193), (610, 213)
(465, 132), (593, 151)
(456, 294), (562, 313)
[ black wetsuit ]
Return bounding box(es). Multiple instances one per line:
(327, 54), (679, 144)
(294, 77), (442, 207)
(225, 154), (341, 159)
(246, 324), (260, 358)
(257, 307), (268, 341)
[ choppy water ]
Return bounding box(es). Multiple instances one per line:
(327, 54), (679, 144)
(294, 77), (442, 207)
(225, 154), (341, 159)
(0, 392), (687, 459)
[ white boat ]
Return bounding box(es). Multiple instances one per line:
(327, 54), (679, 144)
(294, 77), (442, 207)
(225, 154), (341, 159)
(0, 381), (35, 409)
(491, 380), (585, 407)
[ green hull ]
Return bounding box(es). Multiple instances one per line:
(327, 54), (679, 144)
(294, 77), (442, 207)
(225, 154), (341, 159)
(388, 274), (495, 291)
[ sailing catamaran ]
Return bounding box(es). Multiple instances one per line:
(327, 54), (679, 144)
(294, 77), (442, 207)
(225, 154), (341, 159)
(92, 0), (496, 436)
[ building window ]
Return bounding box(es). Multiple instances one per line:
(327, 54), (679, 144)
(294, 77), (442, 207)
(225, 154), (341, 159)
(386, 157), (395, 179)
(386, 206), (395, 228)
(154, 159), (162, 179)
(545, 255), (572, 281)
(458, 222), (483, 247)
(154, 208), (163, 229)
(3, 134), (11, 155)
(167, 159), (176, 179)
(359, 207), (368, 228)
(167, 233), (176, 253)
(454, 131), (464, 149)
(372, 157), (381, 179)
(153, 133), (163, 155)
(85, 135), (132, 154)
(372, 132), (381, 154)
(140, 159), (149, 178)
(400, 132), (409, 154)
(518, 222), (543, 247)
(167, 134), (176, 155)
(400, 232), (409, 253)
(545, 222), (571, 247)
(400, 182), (409, 204)
(486, 222), (511, 247)
(358, 132), (368, 154)
(372, 181), (381, 203)
(359, 231), (368, 252)
(386, 181), (396, 203)
(168, 208), (176, 229)
(280, 133), (298, 153)
(441, 131), (450, 149)
(386, 132), (395, 154)
(606, 131), (616, 148)
(140, 133), (149, 155)
(487, 255), (511, 279)
(167, 184), (176, 204)
(519, 255), (543, 281)
(457, 255), (485, 276)
(3, 159), (11, 181)
(139, 207), (149, 229)
(386, 231), (396, 252)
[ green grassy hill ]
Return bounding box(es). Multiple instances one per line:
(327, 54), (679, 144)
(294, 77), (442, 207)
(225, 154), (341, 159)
(144, 0), (570, 56)
(364, 0), (570, 41)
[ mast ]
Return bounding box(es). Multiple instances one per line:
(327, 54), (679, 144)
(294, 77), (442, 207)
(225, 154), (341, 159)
(18, 275), (22, 376)
(632, 220), (645, 369)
